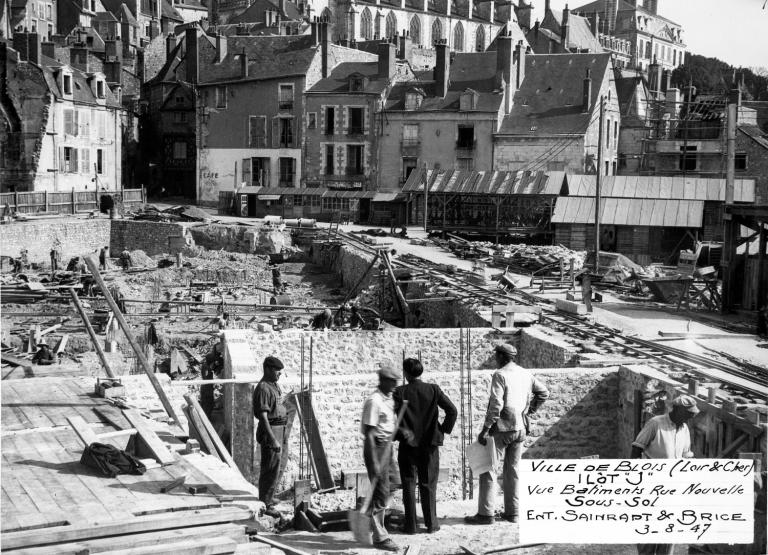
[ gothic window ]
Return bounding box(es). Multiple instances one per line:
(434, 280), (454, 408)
(453, 21), (464, 51)
(360, 8), (372, 40)
(474, 25), (485, 52)
(431, 18), (442, 45)
(385, 11), (397, 39)
(410, 16), (421, 45)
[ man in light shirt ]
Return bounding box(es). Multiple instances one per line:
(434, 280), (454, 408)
(631, 394), (699, 555)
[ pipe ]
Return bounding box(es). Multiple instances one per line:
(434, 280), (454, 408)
(68, 287), (115, 378)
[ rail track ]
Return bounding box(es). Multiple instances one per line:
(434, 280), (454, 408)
(333, 230), (768, 400)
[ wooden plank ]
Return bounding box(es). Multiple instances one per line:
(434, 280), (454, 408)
(183, 394), (238, 470)
(66, 415), (99, 447)
(183, 404), (217, 457)
(2, 506), (252, 550)
(121, 409), (176, 466)
(54, 334), (69, 354)
(100, 536), (240, 555)
(11, 523), (247, 555)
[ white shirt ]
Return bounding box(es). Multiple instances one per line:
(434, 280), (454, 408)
(360, 389), (395, 440)
(632, 414), (691, 459)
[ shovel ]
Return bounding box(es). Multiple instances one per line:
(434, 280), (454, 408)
(348, 400), (409, 546)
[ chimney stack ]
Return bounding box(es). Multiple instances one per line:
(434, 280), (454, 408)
(311, 17), (319, 45)
(240, 48), (248, 78)
(514, 40), (525, 89)
(13, 31), (41, 64)
(662, 69), (671, 92)
(185, 28), (199, 84)
(561, 5), (570, 48)
(533, 19), (540, 42)
(648, 57), (661, 92)
(496, 30), (514, 113)
(582, 68), (592, 112)
(515, 0), (532, 31)
(398, 31), (407, 59)
(321, 20), (330, 78)
(41, 40), (55, 59)
(377, 41), (396, 80)
(545, 0), (550, 13)
(69, 45), (89, 72)
(166, 34), (176, 57)
(590, 12), (599, 36)
(215, 34), (227, 63)
(434, 39), (449, 98)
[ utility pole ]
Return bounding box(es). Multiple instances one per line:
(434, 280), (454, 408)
(594, 95), (605, 273)
(721, 85), (740, 313)
(423, 163), (428, 232)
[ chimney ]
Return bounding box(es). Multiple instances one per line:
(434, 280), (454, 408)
(648, 57), (661, 92)
(533, 19), (540, 42)
(185, 28), (199, 84)
(41, 40), (55, 59)
(662, 69), (671, 92)
(105, 38), (122, 61)
(514, 40), (525, 89)
(279, 0), (286, 16)
(645, 0), (657, 15)
(166, 34), (176, 57)
(69, 45), (89, 72)
(12, 31), (30, 62)
(398, 31), (407, 60)
(321, 20), (330, 78)
(215, 34), (227, 63)
(377, 41), (396, 80)
(561, 5), (570, 47)
(240, 48), (248, 78)
(434, 39), (449, 98)
(311, 17), (319, 45)
(496, 30), (514, 112)
(515, 0), (532, 31)
(545, 0), (550, 13)
(590, 12), (599, 36)
(582, 68), (592, 112)
(665, 87), (680, 117)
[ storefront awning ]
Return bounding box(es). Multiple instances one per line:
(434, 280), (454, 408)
(257, 194), (282, 200)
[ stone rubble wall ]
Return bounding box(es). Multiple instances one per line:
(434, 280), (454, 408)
(187, 224), (292, 254)
(311, 242), (377, 295)
(110, 220), (189, 256)
(227, 328), (621, 494)
(518, 326), (580, 368)
(0, 218), (111, 264)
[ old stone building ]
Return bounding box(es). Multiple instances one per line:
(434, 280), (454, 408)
(0, 32), (124, 192)
(494, 51), (620, 176)
(9, 0), (57, 39)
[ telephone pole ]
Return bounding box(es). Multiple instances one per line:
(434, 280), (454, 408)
(594, 95), (605, 273)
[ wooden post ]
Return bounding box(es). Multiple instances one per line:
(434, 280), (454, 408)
(68, 288), (115, 378)
(594, 95), (605, 273)
(72, 189), (77, 213)
(44, 190), (48, 213)
(84, 255), (181, 426)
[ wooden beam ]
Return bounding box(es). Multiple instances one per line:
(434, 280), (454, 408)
(183, 404), (217, 456)
(716, 433), (749, 458)
(66, 415), (100, 446)
(68, 287), (115, 378)
(184, 393), (239, 470)
(84, 256), (180, 425)
(122, 409), (176, 466)
(380, 251), (410, 316)
(251, 535), (313, 555)
(98, 536), (239, 555)
(1, 507), (252, 551)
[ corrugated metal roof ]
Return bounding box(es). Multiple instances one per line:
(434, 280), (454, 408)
(372, 192), (401, 202)
(565, 175), (755, 202)
(321, 190), (376, 199)
(239, 187), (329, 196)
(402, 170), (565, 196)
(552, 197), (704, 228)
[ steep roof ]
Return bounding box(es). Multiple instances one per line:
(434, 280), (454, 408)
(100, 0), (140, 26)
(308, 62), (389, 94)
(541, 8), (601, 52)
(384, 51), (502, 112)
(37, 54), (122, 108)
(161, 0), (183, 22)
(738, 124), (768, 150)
(228, 0), (302, 23)
(498, 52), (611, 136)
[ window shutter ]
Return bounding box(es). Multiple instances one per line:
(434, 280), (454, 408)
(272, 118), (279, 148)
(289, 117), (295, 148)
(99, 112), (106, 139)
(81, 149), (90, 174)
(81, 110), (90, 137)
(342, 107), (348, 135)
(242, 158), (251, 184)
(71, 148), (78, 172)
(59, 147), (65, 171)
(73, 110), (79, 137)
(264, 160), (270, 187)
(64, 109), (73, 135)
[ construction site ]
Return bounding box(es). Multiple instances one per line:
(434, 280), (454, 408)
(1, 206), (766, 555)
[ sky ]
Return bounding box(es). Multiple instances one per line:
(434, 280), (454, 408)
(538, 0), (768, 69)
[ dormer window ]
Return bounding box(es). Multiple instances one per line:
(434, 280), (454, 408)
(405, 92), (422, 111)
(459, 89), (478, 111)
(63, 74), (73, 95)
(350, 77), (364, 92)
(96, 80), (105, 99)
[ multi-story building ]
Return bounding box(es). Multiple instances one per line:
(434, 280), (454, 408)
(494, 51), (620, 176)
(378, 36), (518, 191)
(304, 41), (411, 191)
(100, 0), (162, 48)
(573, 0), (685, 72)
(10, 0), (57, 39)
(0, 32), (124, 192)
(170, 0), (207, 25)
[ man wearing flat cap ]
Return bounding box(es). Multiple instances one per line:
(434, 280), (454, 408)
(253, 355), (286, 518)
(466, 343), (549, 525)
(359, 361), (403, 551)
(631, 395), (698, 555)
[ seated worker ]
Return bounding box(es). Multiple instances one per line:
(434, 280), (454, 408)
(310, 309), (334, 330)
(119, 249), (132, 270)
(349, 306), (366, 329)
(32, 341), (56, 365)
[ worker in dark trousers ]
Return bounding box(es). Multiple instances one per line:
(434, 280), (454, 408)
(50, 247), (60, 274)
(253, 356), (286, 518)
(201, 335), (224, 419)
(581, 272), (593, 313)
(394, 358), (457, 534)
(271, 265), (283, 294)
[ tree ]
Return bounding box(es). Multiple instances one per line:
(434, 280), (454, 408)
(672, 54), (768, 101)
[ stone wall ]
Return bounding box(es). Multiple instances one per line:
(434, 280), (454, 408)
(224, 328), (621, 494)
(110, 220), (188, 256)
(518, 326), (579, 368)
(311, 241), (377, 295)
(411, 297), (490, 328)
(0, 218), (111, 264)
(187, 223), (291, 254)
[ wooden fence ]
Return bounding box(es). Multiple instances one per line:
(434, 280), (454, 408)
(0, 189), (145, 215)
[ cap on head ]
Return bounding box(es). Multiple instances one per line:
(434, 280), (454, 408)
(494, 344), (517, 358)
(263, 356), (284, 370)
(323, 309), (332, 317)
(378, 360), (402, 381)
(673, 395), (700, 414)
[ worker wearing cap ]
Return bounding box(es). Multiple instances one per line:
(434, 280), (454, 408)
(253, 355), (286, 518)
(359, 361), (403, 552)
(465, 343), (549, 525)
(631, 395), (698, 555)
(200, 334), (225, 419)
(31, 341), (56, 365)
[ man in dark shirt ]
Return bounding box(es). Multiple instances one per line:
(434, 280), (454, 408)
(200, 336), (224, 419)
(32, 342), (56, 365)
(393, 358), (457, 534)
(253, 355), (286, 518)
(310, 309), (333, 330)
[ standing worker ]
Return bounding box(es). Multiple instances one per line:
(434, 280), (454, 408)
(465, 344), (549, 525)
(50, 247), (60, 274)
(253, 356), (286, 519)
(271, 265), (283, 294)
(120, 249), (132, 270)
(200, 334), (225, 419)
(359, 361), (404, 552)
(631, 395), (698, 555)
(394, 358), (457, 534)
(99, 246), (109, 271)
(581, 272), (593, 313)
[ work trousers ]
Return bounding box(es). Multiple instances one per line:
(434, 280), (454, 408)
(398, 444), (439, 532)
(364, 439), (395, 544)
(257, 424), (284, 507)
(637, 545), (674, 555)
(478, 430), (524, 517)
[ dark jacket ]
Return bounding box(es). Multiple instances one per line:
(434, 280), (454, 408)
(394, 380), (457, 448)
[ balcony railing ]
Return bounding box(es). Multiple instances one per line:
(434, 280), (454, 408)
(278, 100), (294, 111)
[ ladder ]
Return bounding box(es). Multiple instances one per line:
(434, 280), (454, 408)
(459, 328), (474, 500)
(327, 211), (342, 240)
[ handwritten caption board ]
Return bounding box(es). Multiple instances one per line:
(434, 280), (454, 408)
(520, 459), (754, 544)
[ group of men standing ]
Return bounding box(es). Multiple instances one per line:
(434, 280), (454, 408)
(249, 344), (701, 555)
